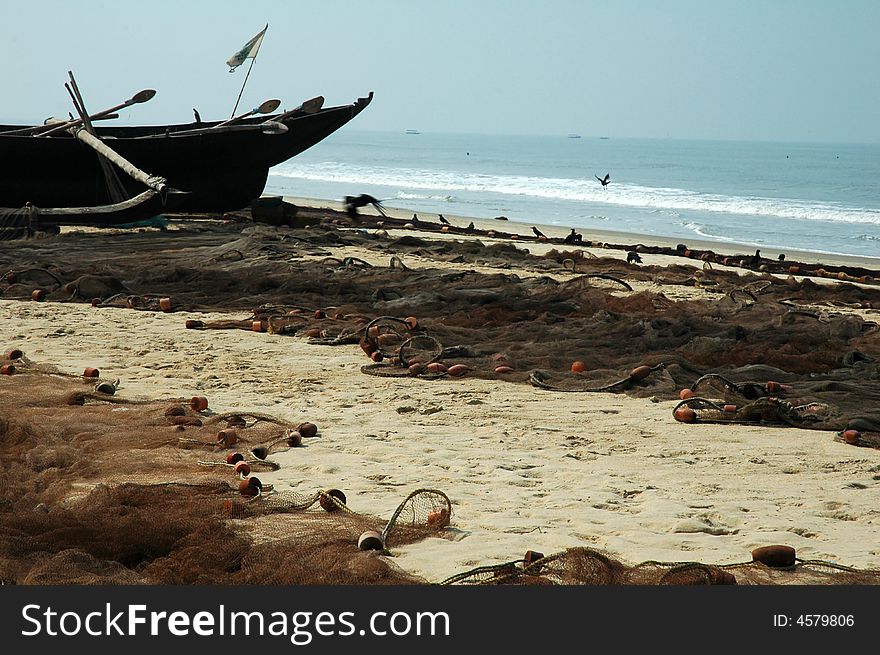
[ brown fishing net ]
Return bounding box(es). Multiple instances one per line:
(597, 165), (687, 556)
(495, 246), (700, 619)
(2, 215), (878, 440)
(2, 210), (880, 584)
(0, 368), (453, 585)
(441, 546), (880, 586)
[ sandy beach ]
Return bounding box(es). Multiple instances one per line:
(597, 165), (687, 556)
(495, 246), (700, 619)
(2, 197), (879, 585)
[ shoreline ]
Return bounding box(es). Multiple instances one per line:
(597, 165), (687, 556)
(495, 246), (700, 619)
(282, 195), (880, 271)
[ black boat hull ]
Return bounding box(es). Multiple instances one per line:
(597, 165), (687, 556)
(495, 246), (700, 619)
(0, 93), (372, 213)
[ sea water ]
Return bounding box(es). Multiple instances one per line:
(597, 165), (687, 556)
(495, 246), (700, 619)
(266, 131), (880, 259)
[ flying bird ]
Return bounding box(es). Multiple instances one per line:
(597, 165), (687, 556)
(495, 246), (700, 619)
(531, 226), (546, 238)
(595, 173), (611, 188)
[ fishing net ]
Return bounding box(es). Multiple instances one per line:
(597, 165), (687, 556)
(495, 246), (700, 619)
(0, 368), (453, 585)
(2, 215), (878, 442)
(441, 546), (880, 586)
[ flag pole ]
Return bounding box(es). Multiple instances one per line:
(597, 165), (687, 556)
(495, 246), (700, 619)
(230, 56), (257, 118)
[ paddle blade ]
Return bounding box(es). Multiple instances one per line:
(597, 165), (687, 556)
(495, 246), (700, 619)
(132, 89), (157, 104)
(257, 98), (281, 114)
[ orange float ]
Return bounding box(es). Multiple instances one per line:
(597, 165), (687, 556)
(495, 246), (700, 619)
(570, 361), (586, 373)
(83, 367), (100, 378)
(673, 406), (697, 423)
(751, 545), (796, 568)
(190, 396), (209, 412)
(320, 489), (347, 512)
(678, 388), (695, 400)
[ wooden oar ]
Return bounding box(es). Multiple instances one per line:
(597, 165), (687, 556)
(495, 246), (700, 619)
(65, 72), (167, 196)
(4, 89), (157, 137)
(214, 98), (281, 129)
(66, 74), (130, 203)
(268, 96), (325, 123)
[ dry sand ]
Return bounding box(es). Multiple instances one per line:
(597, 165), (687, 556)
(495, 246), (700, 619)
(2, 199), (879, 583)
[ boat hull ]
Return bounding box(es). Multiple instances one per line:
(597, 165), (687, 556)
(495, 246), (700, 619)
(0, 93), (372, 213)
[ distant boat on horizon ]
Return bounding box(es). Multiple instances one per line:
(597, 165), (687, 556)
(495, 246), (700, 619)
(405, 129), (420, 135)
(599, 136), (610, 140)
(567, 133), (581, 139)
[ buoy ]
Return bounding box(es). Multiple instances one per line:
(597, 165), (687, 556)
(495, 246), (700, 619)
(304, 328), (322, 339)
(427, 508), (449, 526)
(404, 316), (419, 330)
(251, 320), (265, 333)
(83, 367), (100, 378)
(216, 429), (238, 448)
(751, 545), (796, 568)
(91, 298), (102, 307)
(31, 289), (45, 301)
(766, 380), (783, 393)
(250, 445), (269, 460)
(408, 362), (425, 376)
(296, 422), (318, 439)
(674, 406), (697, 423)
(842, 429), (861, 445)
(285, 430), (303, 447)
(233, 461), (251, 477)
(679, 388), (695, 400)
(226, 452), (245, 465)
(370, 351), (384, 363)
(570, 361), (586, 373)
(426, 362), (447, 374)
(185, 319), (204, 329)
(190, 396), (209, 412)
(494, 365), (514, 374)
(788, 266), (800, 275)
(238, 477), (262, 497)
(838, 271), (848, 280)
(629, 365), (652, 381)
(523, 550), (545, 571)
(447, 364), (469, 377)
(4, 349), (23, 360)
(320, 489), (347, 512)
(94, 381), (116, 395)
(358, 531), (385, 551)
(1, 364), (15, 375)
(440, 226), (449, 233)
(723, 404), (737, 413)
(159, 297), (173, 312)
(314, 310), (326, 319)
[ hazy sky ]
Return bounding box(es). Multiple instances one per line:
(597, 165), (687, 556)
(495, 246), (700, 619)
(2, 0), (878, 142)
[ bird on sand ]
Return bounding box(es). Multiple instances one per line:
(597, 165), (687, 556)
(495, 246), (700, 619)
(531, 226), (546, 238)
(595, 173), (611, 188)
(465, 221), (475, 232)
(626, 251), (643, 264)
(438, 214), (450, 225)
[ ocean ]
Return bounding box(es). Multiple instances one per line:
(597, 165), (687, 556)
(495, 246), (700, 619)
(266, 131), (880, 259)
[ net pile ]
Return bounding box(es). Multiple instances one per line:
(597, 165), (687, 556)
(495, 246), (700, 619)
(441, 546), (880, 586)
(2, 220), (878, 441)
(0, 366), (450, 585)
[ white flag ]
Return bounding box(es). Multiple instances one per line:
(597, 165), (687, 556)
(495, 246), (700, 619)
(227, 24), (268, 72)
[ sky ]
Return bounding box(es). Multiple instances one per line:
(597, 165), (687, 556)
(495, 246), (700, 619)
(1, 0), (878, 143)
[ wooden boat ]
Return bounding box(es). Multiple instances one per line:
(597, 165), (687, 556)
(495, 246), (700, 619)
(0, 92), (373, 214)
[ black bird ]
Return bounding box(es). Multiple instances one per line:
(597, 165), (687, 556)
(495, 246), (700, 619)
(532, 226), (546, 238)
(193, 108), (202, 123)
(752, 249), (762, 266)
(411, 213), (421, 225)
(438, 214), (450, 225)
(465, 221), (475, 232)
(626, 251), (643, 264)
(778, 253), (786, 262)
(595, 173), (611, 188)
(563, 228), (583, 244)
(343, 194), (389, 219)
